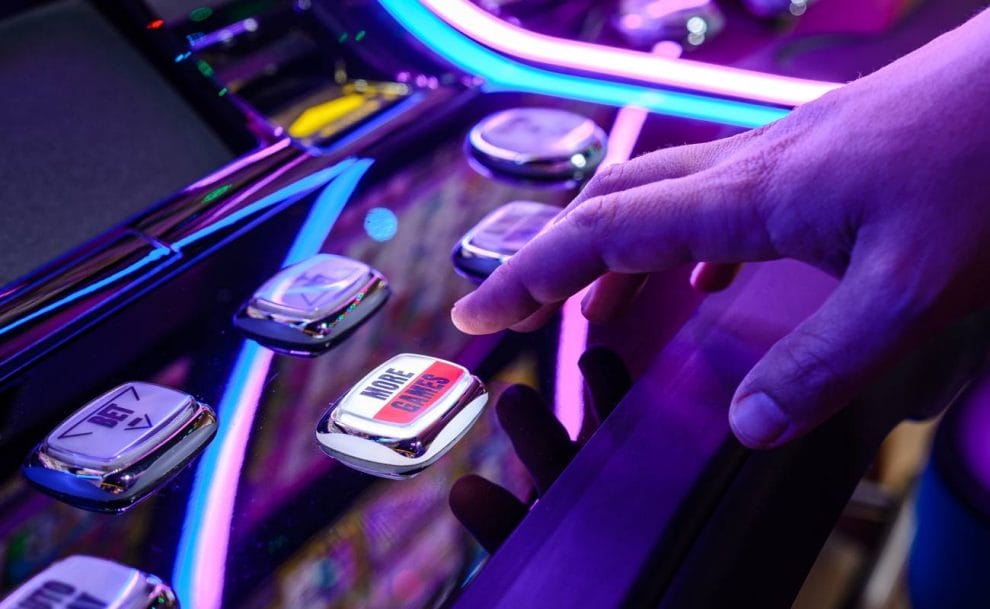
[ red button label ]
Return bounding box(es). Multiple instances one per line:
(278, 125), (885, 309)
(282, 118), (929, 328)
(373, 361), (463, 425)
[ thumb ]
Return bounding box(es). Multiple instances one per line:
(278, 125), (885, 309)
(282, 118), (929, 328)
(728, 258), (928, 448)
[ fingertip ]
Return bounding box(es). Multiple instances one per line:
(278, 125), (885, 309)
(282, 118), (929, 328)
(728, 391), (791, 449)
(450, 294), (499, 335)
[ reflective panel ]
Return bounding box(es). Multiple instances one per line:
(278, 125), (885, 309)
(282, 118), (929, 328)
(234, 254), (390, 356)
(23, 382), (216, 512)
(452, 200), (560, 282)
(468, 108), (607, 180)
(316, 354), (488, 479)
(0, 555), (178, 609)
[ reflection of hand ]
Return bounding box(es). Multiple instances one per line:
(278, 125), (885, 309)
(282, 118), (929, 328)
(452, 10), (990, 449)
(449, 348), (631, 553)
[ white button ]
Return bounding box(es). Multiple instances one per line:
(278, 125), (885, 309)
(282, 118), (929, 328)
(0, 555), (178, 609)
(24, 383), (216, 511)
(453, 201), (560, 281)
(465, 201), (560, 257)
(235, 254), (389, 355)
(252, 254), (372, 321)
(46, 383), (198, 471)
(316, 354), (487, 478)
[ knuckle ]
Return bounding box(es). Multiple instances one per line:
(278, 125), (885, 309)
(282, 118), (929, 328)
(568, 195), (620, 237)
(583, 162), (627, 198)
(774, 328), (847, 407)
(860, 252), (942, 324)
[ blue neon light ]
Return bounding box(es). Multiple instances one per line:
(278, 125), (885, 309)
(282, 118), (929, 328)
(0, 245), (173, 338)
(172, 159), (375, 606)
(171, 159), (356, 251)
(0, 160), (358, 340)
(377, 0), (787, 128)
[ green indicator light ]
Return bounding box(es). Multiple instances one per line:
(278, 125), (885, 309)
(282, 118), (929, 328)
(218, 87), (228, 96)
(338, 32), (348, 43)
(202, 184), (233, 203)
(190, 7), (213, 22)
(197, 60), (214, 78)
(354, 30), (366, 42)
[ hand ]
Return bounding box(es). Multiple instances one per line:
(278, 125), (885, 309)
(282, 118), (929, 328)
(449, 347), (632, 553)
(451, 10), (990, 449)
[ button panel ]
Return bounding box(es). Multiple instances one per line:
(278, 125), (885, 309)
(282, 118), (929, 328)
(453, 201), (560, 281)
(316, 354), (488, 479)
(23, 382), (216, 512)
(468, 108), (607, 180)
(235, 253), (389, 356)
(0, 555), (178, 609)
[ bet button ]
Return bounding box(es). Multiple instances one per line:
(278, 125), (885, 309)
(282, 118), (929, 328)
(0, 555), (178, 609)
(23, 382), (216, 512)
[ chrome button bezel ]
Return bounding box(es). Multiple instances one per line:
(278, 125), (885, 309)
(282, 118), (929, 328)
(468, 108), (607, 180)
(0, 555), (178, 609)
(316, 354), (488, 479)
(22, 382), (216, 512)
(452, 200), (561, 282)
(234, 254), (390, 356)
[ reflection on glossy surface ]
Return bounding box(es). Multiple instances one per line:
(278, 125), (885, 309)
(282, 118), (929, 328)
(174, 159), (375, 609)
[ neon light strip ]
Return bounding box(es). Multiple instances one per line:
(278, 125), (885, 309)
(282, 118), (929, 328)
(555, 44), (679, 440)
(378, 0), (788, 128)
(172, 159), (355, 250)
(0, 245), (173, 338)
(418, 0), (840, 107)
(172, 158), (374, 609)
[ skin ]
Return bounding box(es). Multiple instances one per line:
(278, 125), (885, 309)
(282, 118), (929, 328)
(451, 9), (990, 449)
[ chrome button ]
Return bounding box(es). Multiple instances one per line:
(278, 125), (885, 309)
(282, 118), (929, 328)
(468, 108), (607, 180)
(0, 555), (178, 609)
(453, 200), (560, 282)
(235, 254), (389, 356)
(23, 382), (216, 512)
(316, 354), (488, 479)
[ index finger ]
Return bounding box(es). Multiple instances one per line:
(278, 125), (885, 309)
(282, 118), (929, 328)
(451, 170), (776, 334)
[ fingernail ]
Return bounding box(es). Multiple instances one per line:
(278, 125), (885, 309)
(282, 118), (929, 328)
(729, 392), (789, 448)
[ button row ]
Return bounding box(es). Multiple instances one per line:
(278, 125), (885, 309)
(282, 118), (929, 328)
(8, 106), (604, 604)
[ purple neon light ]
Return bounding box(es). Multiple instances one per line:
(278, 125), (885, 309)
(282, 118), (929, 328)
(189, 18), (259, 52)
(419, 0), (840, 107)
(555, 43), (681, 439)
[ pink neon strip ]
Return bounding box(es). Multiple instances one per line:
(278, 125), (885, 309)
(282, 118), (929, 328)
(189, 348), (273, 609)
(555, 43), (681, 440)
(419, 0), (840, 107)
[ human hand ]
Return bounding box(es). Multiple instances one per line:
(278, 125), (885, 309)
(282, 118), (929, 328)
(451, 10), (990, 449)
(449, 347), (631, 553)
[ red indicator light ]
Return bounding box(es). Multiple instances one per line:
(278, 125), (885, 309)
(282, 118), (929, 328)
(147, 19), (165, 29)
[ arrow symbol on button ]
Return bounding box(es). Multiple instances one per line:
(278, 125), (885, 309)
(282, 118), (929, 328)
(125, 414), (153, 431)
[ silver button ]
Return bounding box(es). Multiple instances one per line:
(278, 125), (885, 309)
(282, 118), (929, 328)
(316, 354), (488, 479)
(235, 254), (389, 356)
(468, 108), (607, 180)
(23, 382), (216, 512)
(0, 555), (178, 609)
(453, 201), (560, 281)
